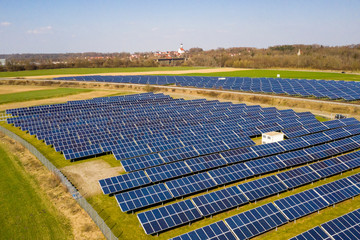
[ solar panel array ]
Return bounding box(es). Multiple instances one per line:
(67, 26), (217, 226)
(134, 149), (360, 232)
(290, 208), (360, 240)
(7, 92), (327, 169)
(170, 173), (360, 239)
(55, 75), (360, 101)
(100, 124), (360, 196)
(5, 92), (360, 238)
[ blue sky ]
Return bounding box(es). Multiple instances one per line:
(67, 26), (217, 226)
(0, 0), (359, 54)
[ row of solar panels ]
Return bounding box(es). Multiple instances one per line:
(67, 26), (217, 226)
(116, 149), (360, 213)
(290, 208), (360, 240)
(121, 118), (359, 172)
(141, 172), (360, 236)
(99, 125), (360, 196)
(54, 75), (360, 101)
(6, 93), (322, 163)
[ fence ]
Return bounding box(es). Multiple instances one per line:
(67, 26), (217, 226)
(0, 126), (118, 240)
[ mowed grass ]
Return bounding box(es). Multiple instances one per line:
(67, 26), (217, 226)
(0, 143), (72, 239)
(0, 67), (209, 78)
(0, 88), (92, 105)
(179, 69), (360, 81)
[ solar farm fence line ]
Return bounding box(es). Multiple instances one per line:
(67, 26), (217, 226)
(0, 126), (118, 240)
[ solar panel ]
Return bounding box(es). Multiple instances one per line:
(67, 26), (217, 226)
(276, 166), (321, 189)
(314, 177), (360, 205)
(185, 154), (227, 172)
(245, 155), (285, 175)
(115, 184), (173, 212)
(137, 199), (202, 235)
(224, 203), (288, 240)
(289, 226), (331, 240)
(321, 208), (360, 240)
(55, 75), (360, 101)
(165, 172), (217, 198)
(169, 220), (237, 240)
(309, 158), (349, 178)
(121, 153), (164, 172)
(99, 171), (151, 195)
(192, 186), (248, 217)
(337, 151), (360, 169)
(208, 163), (253, 185)
(145, 161), (192, 183)
(273, 189), (328, 221)
(238, 175), (287, 201)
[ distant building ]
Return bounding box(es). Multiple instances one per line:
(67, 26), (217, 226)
(0, 59), (5, 66)
(178, 43), (185, 54)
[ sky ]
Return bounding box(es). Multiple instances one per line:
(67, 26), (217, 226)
(0, 0), (359, 54)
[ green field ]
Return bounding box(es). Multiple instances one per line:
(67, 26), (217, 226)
(0, 88), (92, 105)
(0, 67), (208, 78)
(0, 143), (72, 239)
(179, 69), (360, 81)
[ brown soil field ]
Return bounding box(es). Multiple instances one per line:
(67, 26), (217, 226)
(61, 160), (124, 197)
(0, 133), (105, 240)
(0, 85), (55, 94)
(24, 67), (243, 79)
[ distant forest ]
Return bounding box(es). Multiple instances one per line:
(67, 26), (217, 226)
(1, 44), (359, 72)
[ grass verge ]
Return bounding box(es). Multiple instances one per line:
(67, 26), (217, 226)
(0, 88), (92, 105)
(0, 67), (209, 78)
(0, 141), (73, 239)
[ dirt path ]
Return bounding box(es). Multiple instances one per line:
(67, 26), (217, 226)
(0, 133), (105, 240)
(24, 67), (244, 79)
(0, 85), (55, 94)
(0, 90), (120, 111)
(61, 160), (124, 197)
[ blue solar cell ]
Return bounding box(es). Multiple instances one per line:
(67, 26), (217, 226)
(137, 199), (202, 235)
(245, 155), (286, 175)
(185, 154), (227, 172)
(121, 153), (164, 172)
(208, 163), (253, 185)
(170, 221), (237, 240)
(238, 175), (287, 201)
(224, 203), (288, 240)
(337, 151), (360, 169)
(314, 177), (360, 205)
(192, 186), (248, 216)
(310, 158), (349, 178)
(321, 208), (360, 240)
(115, 184), (173, 212)
(165, 173), (217, 198)
(276, 166), (321, 189)
(289, 226), (331, 240)
(274, 189), (328, 221)
(99, 171), (151, 195)
(145, 161), (192, 183)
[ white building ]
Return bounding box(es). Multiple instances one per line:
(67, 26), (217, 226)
(178, 43), (185, 54)
(0, 59), (5, 66)
(262, 132), (284, 144)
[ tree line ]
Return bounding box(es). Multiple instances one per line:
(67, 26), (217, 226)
(1, 44), (359, 72)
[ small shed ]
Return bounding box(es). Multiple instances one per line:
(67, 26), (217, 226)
(262, 131), (284, 144)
